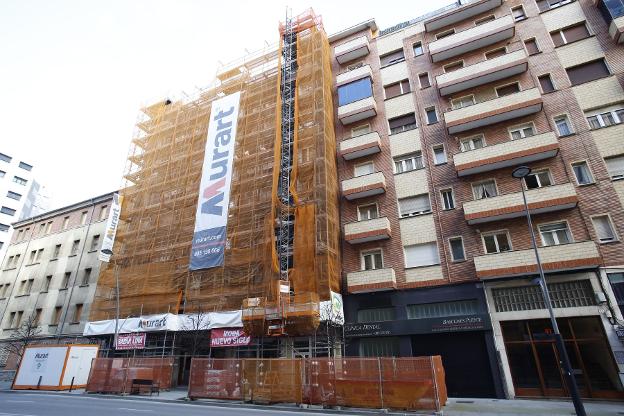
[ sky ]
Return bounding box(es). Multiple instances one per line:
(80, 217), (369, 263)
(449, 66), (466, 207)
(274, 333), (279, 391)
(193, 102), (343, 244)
(0, 0), (455, 210)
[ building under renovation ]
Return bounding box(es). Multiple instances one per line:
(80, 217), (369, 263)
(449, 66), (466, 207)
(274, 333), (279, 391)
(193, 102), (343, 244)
(88, 10), (342, 360)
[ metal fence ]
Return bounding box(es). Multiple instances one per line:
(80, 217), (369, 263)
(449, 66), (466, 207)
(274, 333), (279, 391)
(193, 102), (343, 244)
(85, 357), (174, 394)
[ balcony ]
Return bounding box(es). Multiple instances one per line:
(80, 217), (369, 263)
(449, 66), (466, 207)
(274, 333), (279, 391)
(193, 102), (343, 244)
(429, 15), (515, 63)
(338, 131), (382, 160)
(424, 0), (503, 32)
(453, 132), (559, 176)
(436, 49), (528, 96)
(445, 88), (543, 134)
(336, 65), (373, 87)
(464, 183), (578, 224)
(338, 97), (377, 125)
(334, 35), (371, 64)
(344, 217), (391, 244)
(597, 0), (624, 43)
(347, 268), (396, 293)
(341, 172), (386, 200)
(474, 241), (601, 280)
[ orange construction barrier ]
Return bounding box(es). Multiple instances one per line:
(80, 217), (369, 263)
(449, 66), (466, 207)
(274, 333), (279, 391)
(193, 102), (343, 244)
(86, 357), (174, 394)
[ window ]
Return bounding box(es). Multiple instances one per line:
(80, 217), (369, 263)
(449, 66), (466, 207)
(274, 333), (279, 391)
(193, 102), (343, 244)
(25, 279), (34, 295)
(394, 152), (424, 173)
(413, 42), (423, 56)
(475, 15), (496, 25)
(72, 304), (84, 323)
(15, 311), (24, 328)
(17, 230), (24, 241)
(12, 176), (27, 186)
(45, 221), (52, 234)
(440, 189), (455, 210)
(43, 275), (52, 292)
(6, 191), (21, 201)
(359, 337), (400, 357)
(451, 95), (475, 110)
(354, 162), (374, 177)
(493, 280), (594, 312)
(80, 211), (88, 225)
(407, 300), (479, 319)
(7, 312), (16, 328)
(566, 59), (610, 86)
(90, 235), (100, 251)
(361, 250), (383, 270)
(551, 22), (590, 47)
(443, 61), (464, 73)
(53, 244), (61, 258)
(34, 309), (42, 325)
(99, 205), (108, 220)
(389, 113), (417, 134)
(436, 29), (455, 39)
(18, 162), (32, 171)
(418, 72), (431, 88)
(496, 82), (520, 97)
(398, 194), (431, 217)
(554, 115), (573, 136)
(484, 48), (506, 61)
(524, 38), (540, 55)
(351, 124), (371, 137)
(404, 242), (440, 268)
(338, 77), (373, 106)
(0, 223), (9, 232)
(472, 180), (497, 199)
(449, 237), (466, 261)
(460, 135), (485, 152)
(357, 307), (395, 323)
(62, 216), (70, 230)
(538, 74), (555, 93)
(380, 49), (405, 67)
(71, 239), (80, 255)
(539, 222), (572, 246)
(509, 123), (536, 140)
(0, 206), (16, 216)
(35, 249), (43, 262)
(483, 231), (512, 253)
(0, 153), (11, 163)
(0, 170), (4, 177)
(62, 272), (71, 289)
(586, 106), (624, 129)
(29, 250), (36, 264)
(384, 79), (410, 99)
(525, 170), (552, 189)
(38, 223), (45, 235)
(52, 306), (62, 325)
(592, 215), (618, 242)
(536, 0), (573, 12)
(357, 204), (379, 221)
(425, 107), (438, 124)
(512, 5), (526, 21)
(605, 155), (624, 180)
(572, 161), (594, 185)
(432, 145), (447, 165)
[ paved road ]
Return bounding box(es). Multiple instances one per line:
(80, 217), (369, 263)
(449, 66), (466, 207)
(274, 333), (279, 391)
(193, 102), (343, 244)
(0, 393), (347, 416)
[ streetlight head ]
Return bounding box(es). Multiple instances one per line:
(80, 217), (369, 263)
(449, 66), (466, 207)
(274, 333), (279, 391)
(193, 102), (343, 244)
(512, 165), (532, 178)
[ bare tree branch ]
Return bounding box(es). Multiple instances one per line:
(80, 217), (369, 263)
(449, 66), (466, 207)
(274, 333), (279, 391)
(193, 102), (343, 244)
(2, 312), (42, 367)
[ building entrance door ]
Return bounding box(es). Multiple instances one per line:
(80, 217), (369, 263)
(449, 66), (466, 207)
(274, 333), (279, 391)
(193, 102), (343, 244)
(501, 317), (624, 399)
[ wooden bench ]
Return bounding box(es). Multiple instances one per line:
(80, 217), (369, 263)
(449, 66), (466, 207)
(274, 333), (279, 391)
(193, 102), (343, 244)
(130, 378), (160, 396)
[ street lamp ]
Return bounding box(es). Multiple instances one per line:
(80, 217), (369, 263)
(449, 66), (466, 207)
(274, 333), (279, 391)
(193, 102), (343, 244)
(100, 248), (120, 352)
(511, 166), (586, 416)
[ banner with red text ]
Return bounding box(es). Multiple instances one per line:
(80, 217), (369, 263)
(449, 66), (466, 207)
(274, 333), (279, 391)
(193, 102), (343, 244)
(210, 328), (250, 348)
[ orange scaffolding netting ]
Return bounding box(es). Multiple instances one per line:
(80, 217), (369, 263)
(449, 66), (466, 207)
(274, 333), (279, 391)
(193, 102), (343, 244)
(89, 9), (340, 336)
(86, 357), (174, 394)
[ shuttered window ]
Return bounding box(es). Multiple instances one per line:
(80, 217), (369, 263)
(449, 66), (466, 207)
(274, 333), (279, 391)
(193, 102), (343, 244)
(566, 59), (610, 86)
(359, 337), (400, 357)
(404, 243), (440, 268)
(380, 49), (405, 67)
(388, 114), (417, 134)
(398, 194), (431, 217)
(592, 215), (617, 242)
(357, 307), (395, 323)
(551, 22), (590, 47)
(605, 155), (624, 180)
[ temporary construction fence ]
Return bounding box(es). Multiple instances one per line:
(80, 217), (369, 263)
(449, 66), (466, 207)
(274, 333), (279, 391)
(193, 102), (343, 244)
(85, 357), (174, 394)
(188, 356), (447, 411)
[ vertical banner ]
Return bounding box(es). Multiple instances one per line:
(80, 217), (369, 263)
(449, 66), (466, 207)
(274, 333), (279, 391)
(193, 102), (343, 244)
(190, 92), (241, 270)
(98, 193), (123, 262)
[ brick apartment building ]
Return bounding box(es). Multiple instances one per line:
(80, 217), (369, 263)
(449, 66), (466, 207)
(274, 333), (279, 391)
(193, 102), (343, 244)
(0, 192), (113, 369)
(330, 0), (624, 400)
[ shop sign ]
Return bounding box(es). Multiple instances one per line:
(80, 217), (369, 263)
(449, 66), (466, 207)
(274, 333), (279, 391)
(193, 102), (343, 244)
(116, 333), (146, 350)
(210, 328), (251, 347)
(344, 314), (489, 338)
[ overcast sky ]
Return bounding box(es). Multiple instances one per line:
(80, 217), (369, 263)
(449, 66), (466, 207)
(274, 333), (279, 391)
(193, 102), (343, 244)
(1, 0), (455, 210)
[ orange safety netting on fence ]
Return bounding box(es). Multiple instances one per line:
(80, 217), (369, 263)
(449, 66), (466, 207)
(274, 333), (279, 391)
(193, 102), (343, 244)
(86, 357), (174, 394)
(188, 356), (447, 411)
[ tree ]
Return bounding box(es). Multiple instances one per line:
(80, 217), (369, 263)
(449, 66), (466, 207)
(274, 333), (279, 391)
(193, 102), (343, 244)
(2, 311), (42, 368)
(316, 300), (345, 357)
(179, 302), (211, 357)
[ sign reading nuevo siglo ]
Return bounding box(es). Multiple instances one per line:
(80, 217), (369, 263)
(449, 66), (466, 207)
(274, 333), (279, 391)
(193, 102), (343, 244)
(210, 328), (251, 348)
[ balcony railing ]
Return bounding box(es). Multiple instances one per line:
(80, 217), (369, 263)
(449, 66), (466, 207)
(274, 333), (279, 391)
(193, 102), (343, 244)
(444, 88), (543, 134)
(344, 217), (391, 244)
(338, 131), (382, 160)
(436, 49), (528, 96)
(424, 0), (503, 32)
(463, 183), (577, 224)
(428, 14), (515, 63)
(334, 35), (371, 64)
(453, 131), (559, 176)
(347, 268), (396, 293)
(338, 97), (377, 125)
(474, 241), (601, 280)
(341, 172), (386, 200)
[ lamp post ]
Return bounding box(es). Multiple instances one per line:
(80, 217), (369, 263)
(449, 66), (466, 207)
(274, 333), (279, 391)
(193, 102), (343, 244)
(100, 248), (120, 352)
(511, 166), (586, 416)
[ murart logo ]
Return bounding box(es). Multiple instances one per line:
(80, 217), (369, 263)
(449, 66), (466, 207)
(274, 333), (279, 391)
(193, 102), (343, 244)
(202, 106), (235, 216)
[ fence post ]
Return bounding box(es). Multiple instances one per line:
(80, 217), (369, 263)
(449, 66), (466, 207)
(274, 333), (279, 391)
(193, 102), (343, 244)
(37, 375), (42, 390)
(377, 358), (384, 410)
(69, 376), (75, 392)
(431, 356), (440, 412)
